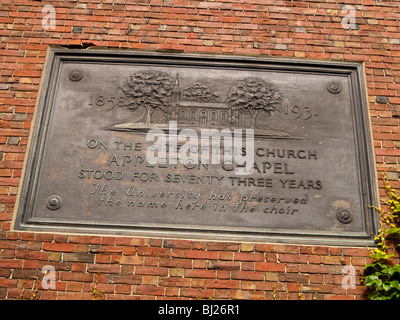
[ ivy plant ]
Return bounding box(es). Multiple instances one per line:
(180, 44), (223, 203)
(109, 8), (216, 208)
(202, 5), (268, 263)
(362, 174), (400, 300)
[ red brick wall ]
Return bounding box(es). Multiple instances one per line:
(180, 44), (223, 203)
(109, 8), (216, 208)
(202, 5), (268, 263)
(0, 0), (399, 300)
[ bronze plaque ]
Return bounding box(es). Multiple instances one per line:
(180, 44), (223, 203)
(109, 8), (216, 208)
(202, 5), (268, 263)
(14, 49), (378, 245)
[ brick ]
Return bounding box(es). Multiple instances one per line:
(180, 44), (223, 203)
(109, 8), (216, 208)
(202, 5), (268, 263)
(0, 278), (18, 288)
(185, 269), (216, 279)
(300, 264), (330, 274)
(231, 271), (264, 281)
(60, 272), (93, 282)
(40, 261), (71, 272)
(278, 273), (309, 283)
(255, 262), (286, 272)
(0, 259), (23, 269)
(61, 252), (94, 263)
(300, 246), (330, 255)
(68, 235), (101, 244)
(87, 264), (120, 274)
(163, 239), (191, 249)
(89, 245), (122, 253)
(144, 256), (158, 266)
(255, 244), (286, 253)
(169, 268), (184, 277)
(136, 285), (164, 296)
(134, 266), (168, 276)
(278, 254), (308, 264)
(185, 250), (218, 260)
(159, 277), (191, 287)
(137, 247), (170, 257)
(11, 269), (41, 279)
(0, 169), (12, 177)
(34, 234), (54, 242)
(115, 284), (132, 294)
(230, 290), (264, 300)
(323, 256), (345, 265)
(329, 247), (342, 256)
(240, 243), (254, 252)
(206, 279), (240, 289)
(343, 248), (370, 257)
(57, 292), (92, 300)
(207, 242), (239, 251)
(189, 269), (209, 283)
(116, 255), (144, 265)
(181, 288), (214, 299)
(207, 260), (240, 270)
(170, 248), (186, 258)
(67, 282), (83, 292)
(158, 257), (192, 268)
(234, 252), (265, 262)
(93, 254), (108, 264)
(16, 250), (48, 260)
(43, 243), (75, 253)
(108, 274), (141, 285)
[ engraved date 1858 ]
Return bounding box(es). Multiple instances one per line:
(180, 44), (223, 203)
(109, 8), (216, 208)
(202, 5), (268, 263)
(89, 94), (126, 111)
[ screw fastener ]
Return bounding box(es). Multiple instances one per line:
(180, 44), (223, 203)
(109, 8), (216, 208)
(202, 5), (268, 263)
(69, 70), (83, 82)
(337, 209), (352, 224)
(46, 195), (62, 210)
(327, 81), (341, 94)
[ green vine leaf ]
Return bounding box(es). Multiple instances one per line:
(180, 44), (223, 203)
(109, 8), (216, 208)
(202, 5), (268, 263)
(388, 280), (400, 291)
(367, 290), (381, 300)
(369, 249), (394, 261)
(386, 227), (400, 235)
(364, 275), (383, 288)
(392, 265), (400, 274)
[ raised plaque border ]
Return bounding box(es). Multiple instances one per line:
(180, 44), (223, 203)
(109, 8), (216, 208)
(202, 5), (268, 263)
(13, 47), (379, 246)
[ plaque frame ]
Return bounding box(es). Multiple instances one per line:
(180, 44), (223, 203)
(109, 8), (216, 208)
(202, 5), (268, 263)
(13, 47), (379, 246)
